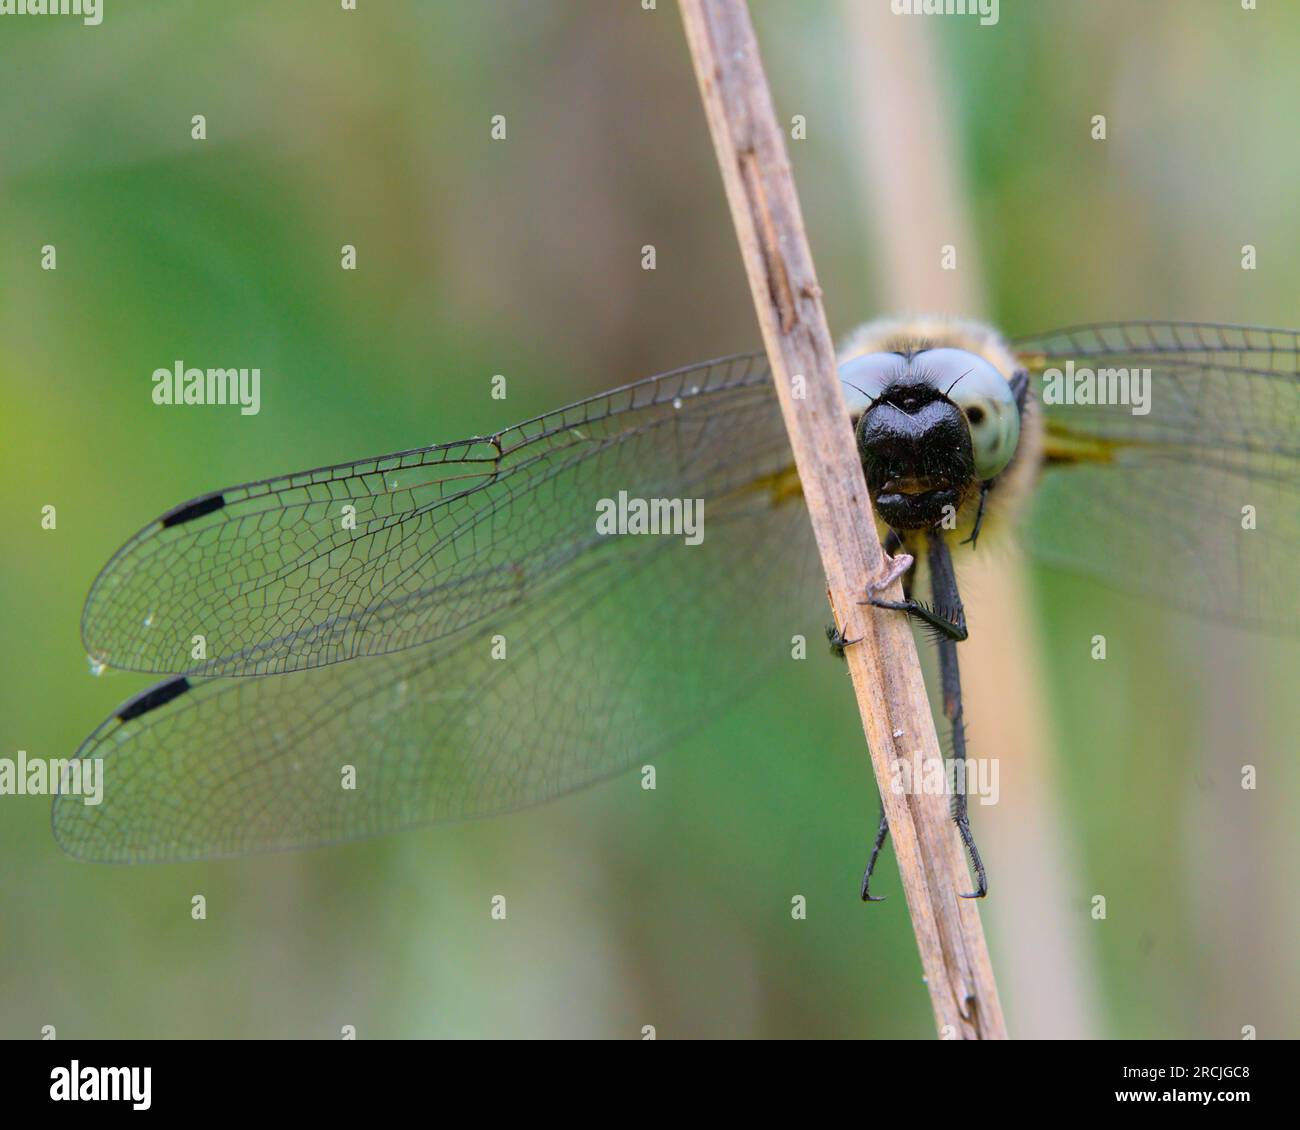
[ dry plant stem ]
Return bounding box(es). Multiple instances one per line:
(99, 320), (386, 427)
(678, 0), (1006, 1039)
(840, 0), (1093, 1036)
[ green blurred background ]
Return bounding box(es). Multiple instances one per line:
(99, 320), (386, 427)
(2, 0), (1296, 1038)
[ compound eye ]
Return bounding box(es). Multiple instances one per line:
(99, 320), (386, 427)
(839, 352), (901, 414)
(924, 348), (1021, 480)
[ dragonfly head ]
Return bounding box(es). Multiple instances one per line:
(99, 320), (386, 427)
(842, 348), (1021, 530)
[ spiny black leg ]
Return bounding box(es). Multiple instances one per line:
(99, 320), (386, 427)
(832, 545), (915, 657)
(960, 482), (990, 548)
(826, 622), (859, 659)
(928, 531), (987, 899)
(860, 800), (889, 902)
(862, 558), (967, 643)
(938, 637), (987, 899)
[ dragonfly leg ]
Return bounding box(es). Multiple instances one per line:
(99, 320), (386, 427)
(960, 481), (991, 548)
(829, 538), (914, 659)
(927, 531), (987, 899)
(862, 535), (966, 644)
(860, 799), (890, 902)
(826, 622), (860, 659)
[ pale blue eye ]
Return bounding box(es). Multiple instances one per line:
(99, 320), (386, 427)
(839, 352), (900, 412)
(922, 349), (1020, 480)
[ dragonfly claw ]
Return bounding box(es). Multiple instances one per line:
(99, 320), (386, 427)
(826, 623), (860, 658)
(867, 551), (914, 598)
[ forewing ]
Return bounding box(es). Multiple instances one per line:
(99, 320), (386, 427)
(81, 354), (779, 676)
(1014, 323), (1300, 633)
(55, 460), (824, 861)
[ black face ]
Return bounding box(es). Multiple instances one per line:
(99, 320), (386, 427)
(856, 378), (976, 529)
(845, 347), (1023, 531)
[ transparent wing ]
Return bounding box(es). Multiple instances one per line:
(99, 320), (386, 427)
(58, 362), (829, 861)
(82, 354), (785, 677)
(1014, 322), (1300, 634)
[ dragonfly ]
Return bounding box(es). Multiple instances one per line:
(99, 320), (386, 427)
(56, 319), (1300, 899)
